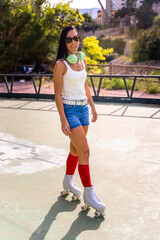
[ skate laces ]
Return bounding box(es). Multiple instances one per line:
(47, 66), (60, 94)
(90, 187), (101, 204)
(67, 176), (80, 191)
(72, 183), (80, 190)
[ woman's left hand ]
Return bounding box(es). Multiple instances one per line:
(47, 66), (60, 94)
(91, 107), (98, 122)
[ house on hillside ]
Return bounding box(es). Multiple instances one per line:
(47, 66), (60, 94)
(152, 3), (160, 14)
(95, 10), (106, 25)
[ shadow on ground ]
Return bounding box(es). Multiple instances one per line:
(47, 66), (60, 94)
(29, 196), (104, 240)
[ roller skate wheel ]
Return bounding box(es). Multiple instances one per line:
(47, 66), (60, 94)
(72, 195), (78, 201)
(60, 190), (66, 196)
(94, 211), (101, 217)
(81, 204), (88, 211)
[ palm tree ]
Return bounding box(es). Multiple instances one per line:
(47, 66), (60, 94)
(97, 0), (109, 24)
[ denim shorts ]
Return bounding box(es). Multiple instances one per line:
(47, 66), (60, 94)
(63, 103), (89, 130)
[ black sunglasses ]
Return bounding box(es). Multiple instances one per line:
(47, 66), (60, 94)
(65, 36), (80, 43)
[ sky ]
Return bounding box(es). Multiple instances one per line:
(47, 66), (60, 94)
(49, 0), (106, 9)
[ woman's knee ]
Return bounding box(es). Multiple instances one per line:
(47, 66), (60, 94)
(79, 147), (90, 160)
(70, 142), (78, 156)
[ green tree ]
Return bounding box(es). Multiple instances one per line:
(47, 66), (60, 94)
(79, 13), (99, 33)
(131, 27), (160, 62)
(114, 7), (133, 19)
(153, 14), (160, 27)
(126, 0), (137, 9)
(135, 2), (157, 29)
(144, 0), (160, 6)
(0, 0), (84, 73)
(82, 13), (93, 23)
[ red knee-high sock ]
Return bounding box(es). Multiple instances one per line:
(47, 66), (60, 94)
(78, 164), (92, 187)
(65, 153), (78, 175)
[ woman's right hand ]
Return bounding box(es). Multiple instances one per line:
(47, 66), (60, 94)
(61, 120), (72, 136)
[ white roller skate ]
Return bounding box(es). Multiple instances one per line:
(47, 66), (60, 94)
(81, 186), (106, 217)
(61, 175), (82, 201)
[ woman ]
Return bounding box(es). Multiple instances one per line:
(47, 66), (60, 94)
(53, 26), (106, 217)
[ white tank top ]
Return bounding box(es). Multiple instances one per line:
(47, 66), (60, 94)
(62, 60), (87, 100)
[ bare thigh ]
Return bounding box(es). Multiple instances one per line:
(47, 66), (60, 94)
(69, 126), (89, 165)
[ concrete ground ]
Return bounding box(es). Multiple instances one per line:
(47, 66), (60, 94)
(0, 99), (160, 240)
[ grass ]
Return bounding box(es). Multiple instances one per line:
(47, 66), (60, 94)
(35, 76), (53, 88)
(118, 55), (133, 63)
(147, 83), (160, 94)
(104, 35), (126, 40)
(87, 77), (160, 94)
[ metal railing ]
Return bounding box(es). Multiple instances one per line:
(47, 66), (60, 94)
(0, 73), (160, 105)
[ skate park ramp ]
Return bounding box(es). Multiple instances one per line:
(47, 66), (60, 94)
(0, 99), (160, 240)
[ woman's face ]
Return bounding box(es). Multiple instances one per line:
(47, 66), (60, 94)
(65, 29), (79, 55)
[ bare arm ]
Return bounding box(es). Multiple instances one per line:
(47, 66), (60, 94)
(84, 59), (98, 122)
(53, 61), (71, 135)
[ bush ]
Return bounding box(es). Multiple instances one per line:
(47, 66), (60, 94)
(104, 53), (119, 62)
(81, 22), (99, 32)
(82, 36), (113, 64)
(99, 38), (126, 55)
(151, 70), (160, 76)
(135, 2), (157, 29)
(153, 15), (160, 27)
(99, 34), (105, 39)
(87, 76), (160, 94)
(148, 83), (160, 93)
(101, 78), (132, 90)
(131, 27), (160, 62)
(111, 78), (125, 89)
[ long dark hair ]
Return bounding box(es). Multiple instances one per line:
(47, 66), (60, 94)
(55, 25), (80, 62)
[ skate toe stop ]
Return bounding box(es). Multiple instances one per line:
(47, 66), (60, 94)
(94, 210), (106, 218)
(81, 205), (88, 211)
(72, 195), (78, 201)
(60, 190), (66, 196)
(102, 211), (106, 217)
(94, 211), (101, 217)
(60, 189), (69, 196)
